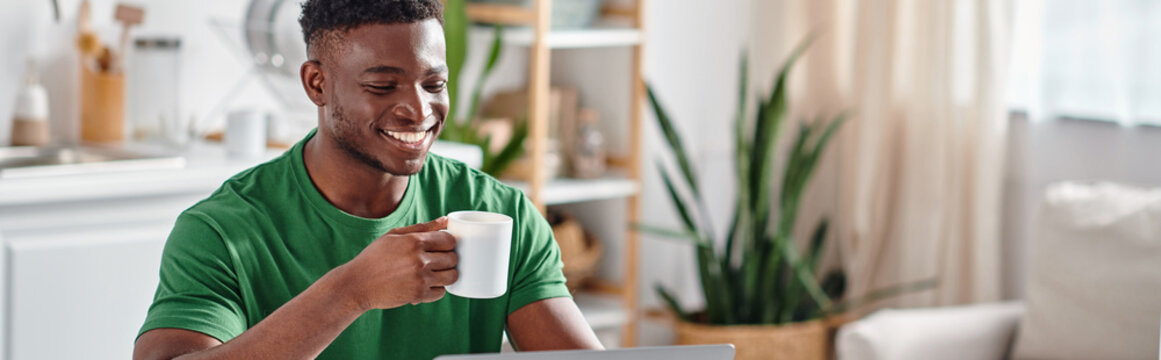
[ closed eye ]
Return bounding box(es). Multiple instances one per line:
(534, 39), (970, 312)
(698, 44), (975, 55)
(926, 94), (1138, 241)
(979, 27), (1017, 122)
(367, 84), (396, 92)
(424, 81), (447, 93)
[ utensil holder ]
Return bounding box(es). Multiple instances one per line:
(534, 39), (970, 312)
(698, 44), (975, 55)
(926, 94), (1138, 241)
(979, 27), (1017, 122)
(80, 65), (125, 143)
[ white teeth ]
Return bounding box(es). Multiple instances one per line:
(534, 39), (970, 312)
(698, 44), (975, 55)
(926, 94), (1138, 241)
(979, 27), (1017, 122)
(385, 130), (427, 144)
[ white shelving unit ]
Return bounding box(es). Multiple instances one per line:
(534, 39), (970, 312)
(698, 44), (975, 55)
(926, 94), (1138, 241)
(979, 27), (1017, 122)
(466, 0), (647, 347)
(474, 25), (643, 49)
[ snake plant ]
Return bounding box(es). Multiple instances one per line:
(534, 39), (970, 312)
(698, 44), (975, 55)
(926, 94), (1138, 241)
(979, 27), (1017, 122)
(441, 0), (527, 176)
(640, 38), (849, 325)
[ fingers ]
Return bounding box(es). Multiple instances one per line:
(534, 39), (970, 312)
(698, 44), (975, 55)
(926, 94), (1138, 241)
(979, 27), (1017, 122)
(423, 251), (458, 271)
(428, 269), (459, 287)
(417, 287), (447, 304)
(388, 217), (448, 235)
(415, 271), (458, 304)
(420, 230), (457, 251)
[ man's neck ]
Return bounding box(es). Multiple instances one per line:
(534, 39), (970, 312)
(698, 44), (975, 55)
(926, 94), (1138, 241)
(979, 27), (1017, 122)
(302, 135), (409, 219)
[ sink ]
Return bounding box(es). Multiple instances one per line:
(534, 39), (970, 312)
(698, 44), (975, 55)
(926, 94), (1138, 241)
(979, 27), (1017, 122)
(0, 146), (185, 179)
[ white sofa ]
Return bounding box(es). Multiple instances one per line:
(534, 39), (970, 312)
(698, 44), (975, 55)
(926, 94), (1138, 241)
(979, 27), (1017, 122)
(836, 182), (1161, 360)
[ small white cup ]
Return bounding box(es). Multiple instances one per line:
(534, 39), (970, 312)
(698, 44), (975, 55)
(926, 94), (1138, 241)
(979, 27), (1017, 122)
(225, 109), (266, 158)
(445, 211), (513, 299)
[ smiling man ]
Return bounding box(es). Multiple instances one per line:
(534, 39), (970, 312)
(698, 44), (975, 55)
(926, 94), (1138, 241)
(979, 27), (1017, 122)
(132, 1), (602, 359)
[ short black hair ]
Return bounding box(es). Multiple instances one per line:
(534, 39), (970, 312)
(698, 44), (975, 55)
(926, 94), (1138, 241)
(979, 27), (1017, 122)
(299, 0), (444, 56)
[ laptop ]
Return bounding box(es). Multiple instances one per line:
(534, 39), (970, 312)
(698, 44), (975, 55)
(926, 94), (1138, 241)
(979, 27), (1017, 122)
(433, 344), (735, 360)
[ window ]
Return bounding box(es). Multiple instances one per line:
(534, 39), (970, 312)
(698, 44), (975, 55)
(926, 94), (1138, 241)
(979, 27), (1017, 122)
(1007, 0), (1161, 126)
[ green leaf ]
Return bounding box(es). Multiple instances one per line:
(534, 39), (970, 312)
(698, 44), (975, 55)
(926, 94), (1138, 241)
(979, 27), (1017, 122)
(633, 223), (703, 244)
(780, 237), (833, 315)
(442, 0), (469, 125)
(726, 49), (749, 273)
(806, 218), (830, 275)
(466, 25), (505, 123)
(646, 84), (700, 196)
(480, 120), (527, 175)
(810, 112), (849, 160)
(656, 161), (699, 236)
(656, 285), (691, 322)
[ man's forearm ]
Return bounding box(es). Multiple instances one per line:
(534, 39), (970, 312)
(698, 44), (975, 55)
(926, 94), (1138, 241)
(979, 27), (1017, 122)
(175, 266), (365, 360)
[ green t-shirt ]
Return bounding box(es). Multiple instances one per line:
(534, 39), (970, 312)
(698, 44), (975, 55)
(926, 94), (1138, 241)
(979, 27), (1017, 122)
(139, 130), (570, 359)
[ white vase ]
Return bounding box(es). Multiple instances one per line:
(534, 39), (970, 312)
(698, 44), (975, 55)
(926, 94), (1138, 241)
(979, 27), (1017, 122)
(0, 1), (35, 146)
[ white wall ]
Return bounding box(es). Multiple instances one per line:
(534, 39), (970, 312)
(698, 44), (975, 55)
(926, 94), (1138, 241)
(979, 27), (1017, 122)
(26, 0), (283, 146)
(637, 0), (755, 313)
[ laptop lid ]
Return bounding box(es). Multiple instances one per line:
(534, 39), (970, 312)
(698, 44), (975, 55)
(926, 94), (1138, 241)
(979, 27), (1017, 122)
(433, 344), (735, 360)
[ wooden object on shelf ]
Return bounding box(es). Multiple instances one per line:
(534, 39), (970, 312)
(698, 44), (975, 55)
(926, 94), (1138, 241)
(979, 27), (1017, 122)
(623, 0), (647, 347)
(112, 4), (145, 74)
(475, 118), (515, 153)
(466, 2), (537, 25)
(548, 210), (603, 292)
(482, 87), (577, 146)
(80, 65), (125, 143)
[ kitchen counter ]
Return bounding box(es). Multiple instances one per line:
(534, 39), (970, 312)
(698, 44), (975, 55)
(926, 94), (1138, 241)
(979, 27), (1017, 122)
(0, 142), (280, 207)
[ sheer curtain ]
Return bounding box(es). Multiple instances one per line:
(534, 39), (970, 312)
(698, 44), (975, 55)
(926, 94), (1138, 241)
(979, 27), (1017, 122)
(752, 0), (1011, 312)
(1008, 0), (1161, 126)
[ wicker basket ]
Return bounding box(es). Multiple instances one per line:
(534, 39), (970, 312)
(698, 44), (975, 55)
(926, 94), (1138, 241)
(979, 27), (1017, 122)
(675, 319), (828, 360)
(548, 211), (602, 291)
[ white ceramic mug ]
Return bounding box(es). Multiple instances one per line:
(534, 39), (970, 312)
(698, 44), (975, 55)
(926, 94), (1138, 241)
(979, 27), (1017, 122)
(225, 109), (266, 158)
(445, 211), (512, 299)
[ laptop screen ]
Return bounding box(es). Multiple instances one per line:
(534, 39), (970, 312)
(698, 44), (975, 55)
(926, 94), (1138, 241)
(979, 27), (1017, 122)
(433, 344), (735, 360)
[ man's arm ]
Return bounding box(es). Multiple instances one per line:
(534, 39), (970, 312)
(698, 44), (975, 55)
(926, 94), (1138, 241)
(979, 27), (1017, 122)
(134, 267), (365, 360)
(506, 297), (605, 351)
(134, 218), (458, 360)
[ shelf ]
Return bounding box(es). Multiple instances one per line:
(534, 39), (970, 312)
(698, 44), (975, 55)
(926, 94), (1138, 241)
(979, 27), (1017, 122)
(466, 3), (537, 25)
(575, 292), (629, 330)
(480, 26), (643, 49)
(504, 176), (638, 205)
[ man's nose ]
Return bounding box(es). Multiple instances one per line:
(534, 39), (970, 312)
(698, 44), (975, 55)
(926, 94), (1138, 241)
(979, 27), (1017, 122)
(392, 85), (433, 124)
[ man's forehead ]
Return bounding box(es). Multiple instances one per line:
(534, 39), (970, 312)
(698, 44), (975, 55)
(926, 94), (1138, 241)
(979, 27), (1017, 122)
(344, 20), (444, 51)
(322, 19), (448, 73)
(335, 20), (446, 69)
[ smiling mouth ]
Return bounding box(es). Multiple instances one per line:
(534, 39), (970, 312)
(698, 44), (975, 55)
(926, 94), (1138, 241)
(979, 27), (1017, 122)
(378, 122), (439, 148)
(382, 129), (429, 144)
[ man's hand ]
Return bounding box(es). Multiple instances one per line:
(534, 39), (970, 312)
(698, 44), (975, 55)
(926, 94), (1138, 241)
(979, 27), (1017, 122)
(334, 217), (459, 311)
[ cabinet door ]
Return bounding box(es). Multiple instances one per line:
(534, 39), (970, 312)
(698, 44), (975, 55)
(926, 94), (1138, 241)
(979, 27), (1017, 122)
(6, 223), (169, 360)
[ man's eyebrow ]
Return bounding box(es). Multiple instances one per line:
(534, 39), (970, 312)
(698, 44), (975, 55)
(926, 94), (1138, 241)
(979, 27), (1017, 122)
(363, 65), (405, 74)
(425, 65), (449, 76)
(362, 65), (448, 76)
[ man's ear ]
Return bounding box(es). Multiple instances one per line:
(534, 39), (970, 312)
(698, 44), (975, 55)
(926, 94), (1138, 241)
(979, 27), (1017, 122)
(301, 60), (326, 106)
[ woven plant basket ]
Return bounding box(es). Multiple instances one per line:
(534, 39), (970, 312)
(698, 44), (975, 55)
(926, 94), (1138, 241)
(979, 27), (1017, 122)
(676, 319), (828, 360)
(549, 211), (602, 291)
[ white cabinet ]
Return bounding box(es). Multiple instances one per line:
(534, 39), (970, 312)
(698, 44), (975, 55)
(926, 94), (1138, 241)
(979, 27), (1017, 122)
(0, 145), (267, 360)
(4, 224), (169, 360)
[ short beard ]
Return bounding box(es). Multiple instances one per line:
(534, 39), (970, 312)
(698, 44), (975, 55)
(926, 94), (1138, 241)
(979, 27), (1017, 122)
(329, 104), (394, 174)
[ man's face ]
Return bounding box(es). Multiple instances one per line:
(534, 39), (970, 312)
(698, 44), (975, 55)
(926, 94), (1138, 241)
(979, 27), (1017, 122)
(316, 19), (449, 176)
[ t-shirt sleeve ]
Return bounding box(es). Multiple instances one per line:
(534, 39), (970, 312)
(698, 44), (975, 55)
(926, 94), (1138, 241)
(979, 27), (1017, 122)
(138, 212), (247, 342)
(506, 193), (572, 315)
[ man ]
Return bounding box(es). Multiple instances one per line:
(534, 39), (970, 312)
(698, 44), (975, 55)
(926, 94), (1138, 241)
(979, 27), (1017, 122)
(133, 1), (603, 359)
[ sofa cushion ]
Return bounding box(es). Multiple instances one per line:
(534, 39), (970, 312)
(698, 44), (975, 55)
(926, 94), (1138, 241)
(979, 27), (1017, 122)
(1013, 182), (1161, 359)
(837, 302), (1024, 360)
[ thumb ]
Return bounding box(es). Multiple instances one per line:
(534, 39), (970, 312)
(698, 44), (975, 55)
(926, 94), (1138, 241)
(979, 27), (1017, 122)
(388, 217), (448, 235)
